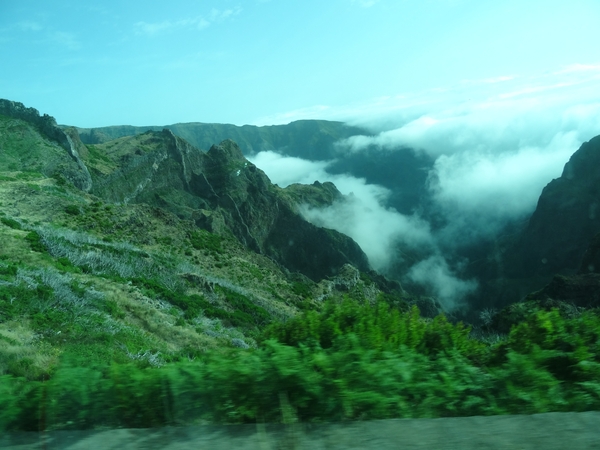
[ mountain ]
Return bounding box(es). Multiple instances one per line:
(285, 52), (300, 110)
(0, 99), (410, 381)
(4, 99), (600, 431)
(84, 129), (370, 280)
(74, 121), (436, 216)
(507, 135), (600, 279)
(463, 135), (600, 318)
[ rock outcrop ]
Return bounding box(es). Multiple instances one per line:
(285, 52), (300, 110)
(506, 135), (600, 278)
(88, 130), (370, 280)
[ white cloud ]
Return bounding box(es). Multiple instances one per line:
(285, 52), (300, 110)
(248, 151), (331, 186)
(250, 65), (600, 310)
(407, 254), (477, 311)
(249, 151), (433, 273)
(431, 132), (577, 218)
(134, 8), (241, 36)
(332, 66), (600, 239)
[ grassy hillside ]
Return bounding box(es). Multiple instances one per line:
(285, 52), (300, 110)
(0, 114), (406, 380)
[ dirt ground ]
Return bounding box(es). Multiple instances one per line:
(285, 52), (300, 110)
(2, 411), (599, 450)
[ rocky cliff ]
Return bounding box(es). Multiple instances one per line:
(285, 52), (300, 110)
(87, 130), (370, 280)
(506, 135), (600, 279)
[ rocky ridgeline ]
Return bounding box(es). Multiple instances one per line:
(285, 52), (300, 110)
(88, 130), (370, 281)
(0, 99), (371, 282)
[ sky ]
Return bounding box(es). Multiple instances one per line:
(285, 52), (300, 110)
(3, 0), (600, 310)
(1, 0), (600, 128)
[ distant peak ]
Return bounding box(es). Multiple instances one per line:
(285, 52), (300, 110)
(208, 139), (246, 162)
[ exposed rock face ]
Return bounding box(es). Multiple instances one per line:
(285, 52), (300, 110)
(0, 99), (92, 191)
(89, 131), (370, 280)
(487, 232), (600, 334)
(524, 273), (600, 310)
(579, 232), (600, 274)
(507, 135), (600, 278)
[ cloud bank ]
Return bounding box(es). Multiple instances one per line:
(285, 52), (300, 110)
(248, 151), (433, 273)
(249, 149), (473, 310)
(249, 66), (600, 310)
(335, 67), (600, 240)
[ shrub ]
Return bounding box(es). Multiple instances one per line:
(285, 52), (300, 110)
(24, 231), (46, 253)
(0, 217), (21, 230)
(189, 230), (222, 254)
(262, 297), (485, 361)
(65, 205), (80, 216)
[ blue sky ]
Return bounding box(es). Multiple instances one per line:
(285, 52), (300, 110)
(1, 0), (600, 127)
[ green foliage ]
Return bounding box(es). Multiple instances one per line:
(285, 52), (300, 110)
(490, 308), (600, 405)
(217, 286), (271, 328)
(0, 263), (17, 277)
(102, 299), (125, 319)
(262, 297), (485, 361)
(2, 306), (600, 431)
(131, 277), (269, 329)
(0, 217), (22, 230)
(291, 281), (311, 298)
(52, 172), (67, 186)
(55, 257), (81, 273)
(64, 204), (81, 216)
(189, 230), (222, 254)
(24, 230), (46, 253)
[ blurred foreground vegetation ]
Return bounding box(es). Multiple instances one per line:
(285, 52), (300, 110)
(2, 298), (600, 431)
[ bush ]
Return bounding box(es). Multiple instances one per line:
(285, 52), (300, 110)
(25, 231), (46, 253)
(0, 217), (21, 230)
(64, 205), (80, 216)
(2, 305), (600, 432)
(262, 297), (485, 361)
(189, 230), (222, 253)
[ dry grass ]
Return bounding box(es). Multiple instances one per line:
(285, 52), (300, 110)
(0, 320), (61, 378)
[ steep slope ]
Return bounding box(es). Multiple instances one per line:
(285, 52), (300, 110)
(580, 232), (600, 274)
(76, 121), (436, 215)
(461, 134), (600, 317)
(0, 99), (92, 191)
(507, 135), (600, 279)
(87, 130), (370, 280)
(0, 101), (409, 382)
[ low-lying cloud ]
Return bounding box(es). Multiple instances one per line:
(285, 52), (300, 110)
(248, 151), (433, 272)
(407, 255), (477, 311)
(249, 66), (600, 310)
(334, 67), (600, 241)
(248, 150), (471, 309)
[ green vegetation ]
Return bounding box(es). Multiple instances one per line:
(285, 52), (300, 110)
(64, 204), (80, 216)
(1, 109), (599, 434)
(24, 230), (46, 253)
(0, 217), (21, 230)
(1, 301), (599, 431)
(189, 229), (223, 254)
